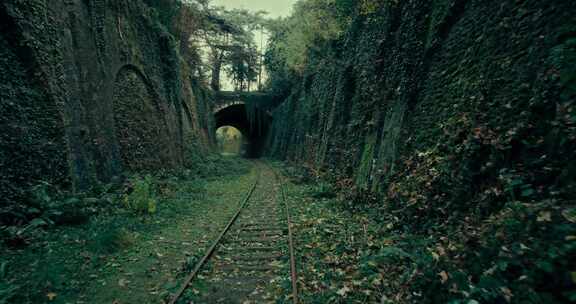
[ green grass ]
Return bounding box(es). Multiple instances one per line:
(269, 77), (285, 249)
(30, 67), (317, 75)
(0, 155), (255, 304)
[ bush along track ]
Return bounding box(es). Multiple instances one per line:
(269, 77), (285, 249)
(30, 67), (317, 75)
(273, 162), (576, 304)
(0, 156), (254, 304)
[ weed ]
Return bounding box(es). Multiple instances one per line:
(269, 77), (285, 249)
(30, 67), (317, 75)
(180, 255), (200, 274)
(123, 175), (158, 215)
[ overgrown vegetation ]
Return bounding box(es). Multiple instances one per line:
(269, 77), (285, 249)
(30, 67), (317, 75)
(278, 161), (576, 303)
(2, 0), (575, 302)
(122, 175), (158, 215)
(264, 0), (372, 95)
(0, 156), (252, 303)
(266, 0), (576, 303)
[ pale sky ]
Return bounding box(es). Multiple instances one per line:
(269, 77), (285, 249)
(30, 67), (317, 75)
(211, 0), (298, 18)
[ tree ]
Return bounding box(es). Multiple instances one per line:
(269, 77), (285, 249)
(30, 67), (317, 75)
(149, 0), (272, 92)
(219, 9), (268, 92)
(264, 0), (356, 76)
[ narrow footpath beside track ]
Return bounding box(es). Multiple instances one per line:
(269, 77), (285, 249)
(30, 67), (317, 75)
(169, 161), (298, 304)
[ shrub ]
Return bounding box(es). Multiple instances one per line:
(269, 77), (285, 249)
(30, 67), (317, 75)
(123, 175), (158, 215)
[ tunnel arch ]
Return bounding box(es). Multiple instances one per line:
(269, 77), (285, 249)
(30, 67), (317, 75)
(214, 103), (271, 158)
(112, 65), (175, 171)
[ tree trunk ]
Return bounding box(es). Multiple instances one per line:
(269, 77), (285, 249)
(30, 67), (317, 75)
(210, 49), (225, 91)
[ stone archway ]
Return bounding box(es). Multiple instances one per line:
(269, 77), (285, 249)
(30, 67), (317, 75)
(214, 103), (272, 158)
(112, 66), (174, 171)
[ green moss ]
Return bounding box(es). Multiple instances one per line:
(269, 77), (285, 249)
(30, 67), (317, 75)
(425, 0), (455, 48)
(551, 35), (576, 100)
(355, 133), (377, 188)
(0, 15), (68, 212)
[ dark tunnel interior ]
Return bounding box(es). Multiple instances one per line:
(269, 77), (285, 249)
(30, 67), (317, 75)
(214, 104), (271, 158)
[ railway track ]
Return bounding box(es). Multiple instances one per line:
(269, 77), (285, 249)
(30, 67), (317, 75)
(168, 162), (298, 304)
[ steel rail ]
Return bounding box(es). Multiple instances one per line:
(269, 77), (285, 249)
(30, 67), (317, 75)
(168, 168), (260, 304)
(270, 164), (299, 304)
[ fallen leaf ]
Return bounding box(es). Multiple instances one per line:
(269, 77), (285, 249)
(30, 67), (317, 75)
(537, 211), (552, 222)
(439, 271), (449, 284)
(46, 292), (57, 301)
(336, 286), (351, 297)
(118, 278), (130, 287)
(562, 208), (576, 223)
(500, 287), (513, 302)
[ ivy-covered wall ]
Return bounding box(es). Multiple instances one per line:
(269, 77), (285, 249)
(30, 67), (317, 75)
(0, 5), (69, 215)
(267, 0), (575, 301)
(0, 0), (213, 213)
(269, 0), (575, 213)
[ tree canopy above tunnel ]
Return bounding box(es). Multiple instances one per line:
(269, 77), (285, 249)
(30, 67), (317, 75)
(144, 0), (270, 92)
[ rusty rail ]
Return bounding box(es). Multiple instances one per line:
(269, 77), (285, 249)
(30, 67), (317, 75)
(168, 169), (260, 304)
(270, 163), (299, 304)
(281, 178), (299, 304)
(168, 162), (299, 304)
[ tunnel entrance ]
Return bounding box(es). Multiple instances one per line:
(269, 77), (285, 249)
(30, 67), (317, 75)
(216, 126), (244, 156)
(214, 103), (271, 158)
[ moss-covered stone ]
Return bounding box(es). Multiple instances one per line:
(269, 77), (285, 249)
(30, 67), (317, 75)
(0, 0), (213, 213)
